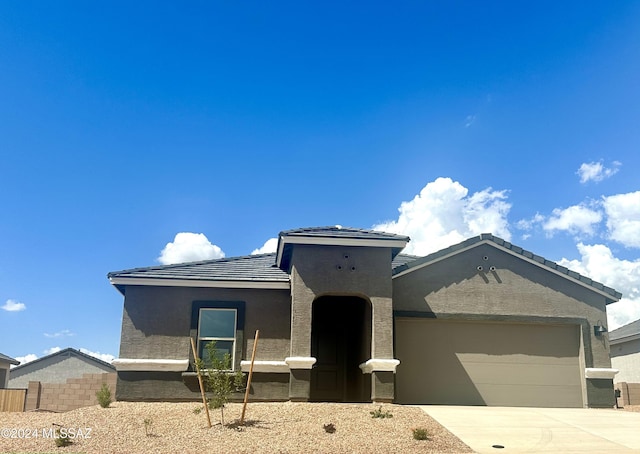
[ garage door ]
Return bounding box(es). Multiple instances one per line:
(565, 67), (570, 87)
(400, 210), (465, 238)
(395, 319), (583, 407)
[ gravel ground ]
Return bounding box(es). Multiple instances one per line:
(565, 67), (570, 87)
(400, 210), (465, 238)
(0, 401), (473, 453)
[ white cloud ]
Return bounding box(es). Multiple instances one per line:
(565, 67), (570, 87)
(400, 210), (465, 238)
(79, 348), (115, 364)
(602, 191), (640, 248)
(577, 160), (621, 184)
(157, 232), (225, 265)
(557, 243), (640, 330)
(44, 329), (74, 338)
(2, 299), (26, 312)
(44, 346), (61, 355)
(251, 237), (278, 255)
(373, 177), (511, 255)
(543, 204), (602, 237)
(11, 353), (37, 368)
(464, 115), (476, 128)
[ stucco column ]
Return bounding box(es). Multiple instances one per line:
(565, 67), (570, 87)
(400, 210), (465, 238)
(288, 275), (315, 401)
(368, 296), (397, 402)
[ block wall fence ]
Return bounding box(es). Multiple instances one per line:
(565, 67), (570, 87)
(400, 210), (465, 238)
(25, 372), (116, 412)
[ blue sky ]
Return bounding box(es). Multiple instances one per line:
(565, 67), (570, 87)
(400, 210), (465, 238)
(2, 2), (639, 366)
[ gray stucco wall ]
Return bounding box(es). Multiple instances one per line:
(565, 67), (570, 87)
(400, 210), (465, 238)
(119, 286), (291, 363)
(9, 355), (113, 389)
(117, 286), (291, 401)
(611, 338), (640, 383)
(393, 244), (612, 369)
(289, 244), (394, 358)
(392, 243), (614, 407)
(0, 362), (11, 388)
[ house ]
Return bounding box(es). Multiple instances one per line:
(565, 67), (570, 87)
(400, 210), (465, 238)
(610, 319), (640, 384)
(0, 353), (19, 388)
(8, 348), (115, 389)
(108, 227), (621, 408)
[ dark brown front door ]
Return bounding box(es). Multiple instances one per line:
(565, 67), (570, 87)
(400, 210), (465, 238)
(310, 296), (370, 402)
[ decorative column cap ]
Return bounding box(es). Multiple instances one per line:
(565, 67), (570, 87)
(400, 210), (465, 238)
(585, 368), (619, 379)
(285, 357), (317, 369)
(359, 359), (400, 374)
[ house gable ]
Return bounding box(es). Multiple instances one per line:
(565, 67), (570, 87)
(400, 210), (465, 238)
(8, 348), (114, 389)
(393, 234), (620, 304)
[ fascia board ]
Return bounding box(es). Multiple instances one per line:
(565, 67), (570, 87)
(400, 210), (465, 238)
(109, 277), (290, 290)
(276, 235), (408, 268)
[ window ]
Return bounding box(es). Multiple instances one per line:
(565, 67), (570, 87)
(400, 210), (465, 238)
(197, 308), (237, 370)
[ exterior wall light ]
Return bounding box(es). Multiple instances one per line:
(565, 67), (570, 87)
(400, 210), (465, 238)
(593, 324), (607, 337)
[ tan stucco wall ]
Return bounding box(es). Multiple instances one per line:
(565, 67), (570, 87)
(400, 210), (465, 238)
(611, 338), (640, 383)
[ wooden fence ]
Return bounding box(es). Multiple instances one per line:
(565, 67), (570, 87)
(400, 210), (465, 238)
(0, 389), (26, 412)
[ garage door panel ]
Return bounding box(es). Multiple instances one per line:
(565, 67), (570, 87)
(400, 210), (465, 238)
(474, 383), (582, 407)
(395, 319), (583, 407)
(462, 362), (581, 386)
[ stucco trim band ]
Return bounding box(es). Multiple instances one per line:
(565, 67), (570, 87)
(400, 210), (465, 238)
(240, 360), (289, 373)
(585, 368), (619, 379)
(284, 357), (317, 369)
(112, 358), (190, 372)
(359, 359), (400, 374)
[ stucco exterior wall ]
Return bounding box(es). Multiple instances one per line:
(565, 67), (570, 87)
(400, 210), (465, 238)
(392, 244), (613, 371)
(289, 244), (393, 358)
(9, 355), (113, 389)
(119, 286), (291, 362)
(117, 286), (291, 401)
(611, 338), (640, 383)
(0, 361), (11, 388)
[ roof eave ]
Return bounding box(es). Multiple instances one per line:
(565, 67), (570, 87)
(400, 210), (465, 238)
(276, 235), (409, 270)
(610, 333), (640, 345)
(109, 276), (291, 290)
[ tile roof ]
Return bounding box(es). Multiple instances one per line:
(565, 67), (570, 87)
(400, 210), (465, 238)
(609, 318), (640, 342)
(392, 233), (622, 303)
(0, 352), (19, 365)
(280, 226), (410, 241)
(108, 247), (420, 295)
(108, 253), (290, 293)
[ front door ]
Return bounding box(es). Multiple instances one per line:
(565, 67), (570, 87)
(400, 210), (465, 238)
(310, 296), (370, 402)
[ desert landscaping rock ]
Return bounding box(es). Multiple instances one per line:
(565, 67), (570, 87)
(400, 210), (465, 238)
(0, 401), (473, 453)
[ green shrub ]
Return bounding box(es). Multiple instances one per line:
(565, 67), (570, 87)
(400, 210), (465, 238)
(370, 406), (393, 418)
(54, 427), (73, 447)
(412, 427), (430, 440)
(96, 383), (112, 408)
(143, 418), (153, 436)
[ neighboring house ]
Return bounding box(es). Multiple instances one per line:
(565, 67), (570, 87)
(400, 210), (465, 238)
(8, 348), (115, 389)
(108, 227), (621, 408)
(610, 319), (640, 383)
(0, 353), (19, 388)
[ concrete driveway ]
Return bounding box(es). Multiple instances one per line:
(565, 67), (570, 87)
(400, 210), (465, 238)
(420, 406), (640, 453)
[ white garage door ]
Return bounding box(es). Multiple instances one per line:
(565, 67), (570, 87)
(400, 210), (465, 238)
(395, 319), (584, 407)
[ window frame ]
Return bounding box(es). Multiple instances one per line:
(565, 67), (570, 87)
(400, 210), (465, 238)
(197, 307), (237, 370)
(191, 301), (245, 372)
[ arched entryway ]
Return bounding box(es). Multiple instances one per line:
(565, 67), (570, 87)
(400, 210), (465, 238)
(310, 295), (371, 402)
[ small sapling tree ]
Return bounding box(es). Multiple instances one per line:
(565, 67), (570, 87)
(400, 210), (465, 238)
(195, 341), (245, 426)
